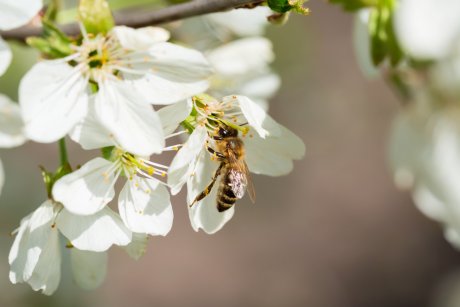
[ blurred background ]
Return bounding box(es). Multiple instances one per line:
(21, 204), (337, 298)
(1, 1), (460, 307)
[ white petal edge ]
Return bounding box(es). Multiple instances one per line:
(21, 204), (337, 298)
(112, 26), (170, 50)
(225, 95), (281, 138)
(0, 0), (43, 31)
(207, 37), (274, 76)
(19, 61), (89, 143)
(118, 178), (173, 235)
(0, 37), (12, 76)
(157, 99), (192, 136)
(0, 93), (27, 148)
(168, 126), (208, 195)
(57, 207), (132, 252)
(95, 81), (165, 156)
(52, 157), (117, 216)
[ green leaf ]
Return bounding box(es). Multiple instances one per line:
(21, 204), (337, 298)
(78, 0), (115, 35)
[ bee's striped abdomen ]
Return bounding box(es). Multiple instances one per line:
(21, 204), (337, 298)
(216, 169), (237, 212)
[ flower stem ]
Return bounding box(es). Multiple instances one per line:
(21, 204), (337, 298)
(59, 138), (69, 166)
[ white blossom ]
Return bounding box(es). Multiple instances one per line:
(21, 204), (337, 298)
(19, 25), (212, 156)
(394, 0), (460, 60)
(54, 113), (173, 236)
(0, 0), (43, 76)
(206, 6), (273, 37)
(390, 97), (460, 248)
(0, 94), (27, 196)
(8, 200), (129, 295)
(207, 37), (280, 110)
(166, 95), (305, 234)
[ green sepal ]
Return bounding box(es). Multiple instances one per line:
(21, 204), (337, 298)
(101, 146), (116, 160)
(368, 5), (403, 66)
(78, 0), (115, 35)
(26, 20), (73, 59)
(40, 163), (72, 199)
(267, 0), (310, 15)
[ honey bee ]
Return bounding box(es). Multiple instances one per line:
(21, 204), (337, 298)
(190, 123), (256, 212)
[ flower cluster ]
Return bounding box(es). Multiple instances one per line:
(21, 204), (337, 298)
(338, 0), (460, 249)
(1, 1), (305, 295)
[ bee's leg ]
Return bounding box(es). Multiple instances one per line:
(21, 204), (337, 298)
(207, 146), (225, 159)
(212, 135), (223, 141)
(190, 162), (224, 207)
(239, 122), (248, 126)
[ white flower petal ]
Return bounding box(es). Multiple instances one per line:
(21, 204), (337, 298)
(0, 94), (26, 148)
(412, 185), (448, 223)
(245, 124), (305, 176)
(394, 0), (460, 59)
(168, 126), (208, 195)
(118, 178), (173, 235)
(71, 249), (107, 290)
(9, 200), (60, 295)
(187, 149), (234, 234)
(146, 42), (212, 82)
(112, 26), (170, 50)
(157, 99), (192, 135)
(95, 81), (164, 156)
(122, 233), (148, 260)
(52, 157), (116, 216)
(9, 212), (33, 284)
(0, 37), (12, 76)
(0, 0), (43, 31)
(226, 95), (280, 138)
(57, 207), (132, 252)
(129, 75), (209, 105)
(207, 6), (272, 37)
(238, 73), (281, 104)
(207, 37), (274, 76)
(26, 227), (60, 295)
(19, 61), (89, 143)
(70, 100), (114, 150)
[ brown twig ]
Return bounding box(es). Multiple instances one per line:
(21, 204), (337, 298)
(0, 0), (265, 41)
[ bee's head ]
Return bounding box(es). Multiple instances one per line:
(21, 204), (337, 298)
(218, 125), (238, 138)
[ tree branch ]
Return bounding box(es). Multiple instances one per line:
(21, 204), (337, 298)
(0, 0), (265, 41)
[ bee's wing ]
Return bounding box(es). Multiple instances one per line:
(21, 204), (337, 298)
(228, 151), (256, 203)
(242, 161), (256, 203)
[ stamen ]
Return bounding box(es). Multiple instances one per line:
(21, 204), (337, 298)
(166, 130), (188, 139)
(163, 144), (183, 151)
